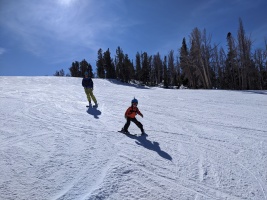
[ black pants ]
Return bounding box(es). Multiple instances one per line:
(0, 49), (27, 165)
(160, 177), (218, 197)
(124, 117), (144, 132)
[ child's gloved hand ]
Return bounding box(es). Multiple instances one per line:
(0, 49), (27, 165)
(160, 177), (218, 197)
(140, 114), (143, 118)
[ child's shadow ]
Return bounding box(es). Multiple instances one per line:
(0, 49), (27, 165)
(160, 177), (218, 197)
(87, 106), (101, 119)
(126, 133), (172, 161)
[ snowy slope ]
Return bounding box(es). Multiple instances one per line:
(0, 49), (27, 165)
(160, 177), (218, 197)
(0, 76), (267, 200)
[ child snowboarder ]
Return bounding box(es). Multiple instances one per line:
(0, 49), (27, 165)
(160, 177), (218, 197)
(82, 72), (98, 107)
(121, 98), (145, 135)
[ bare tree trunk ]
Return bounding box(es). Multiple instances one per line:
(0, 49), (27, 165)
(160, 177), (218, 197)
(237, 18), (252, 90)
(189, 28), (213, 88)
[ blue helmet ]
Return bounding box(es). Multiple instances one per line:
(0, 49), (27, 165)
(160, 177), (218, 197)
(84, 72), (88, 76)
(131, 98), (138, 104)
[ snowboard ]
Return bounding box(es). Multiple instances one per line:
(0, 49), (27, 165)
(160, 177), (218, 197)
(118, 130), (137, 136)
(86, 104), (98, 108)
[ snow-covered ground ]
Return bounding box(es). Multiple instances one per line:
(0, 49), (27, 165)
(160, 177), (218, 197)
(0, 76), (266, 200)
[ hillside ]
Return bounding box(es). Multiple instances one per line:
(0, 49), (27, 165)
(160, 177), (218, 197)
(0, 76), (266, 200)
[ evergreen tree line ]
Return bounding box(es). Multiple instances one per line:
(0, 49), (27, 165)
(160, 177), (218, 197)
(58, 18), (267, 90)
(68, 59), (94, 78)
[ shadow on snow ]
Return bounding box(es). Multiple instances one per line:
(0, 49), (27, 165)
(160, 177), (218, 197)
(125, 133), (172, 161)
(87, 106), (102, 119)
(107, 79), (150, 90)
(241, 90), (267, 95)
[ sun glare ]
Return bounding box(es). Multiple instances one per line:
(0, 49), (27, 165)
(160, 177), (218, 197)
(57, 0), (76, 6)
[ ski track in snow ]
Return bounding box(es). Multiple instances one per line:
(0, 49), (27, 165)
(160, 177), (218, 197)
(0, 77), (267, 200)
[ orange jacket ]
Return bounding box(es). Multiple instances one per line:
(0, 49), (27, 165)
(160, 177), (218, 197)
(125, 106), (143, 118)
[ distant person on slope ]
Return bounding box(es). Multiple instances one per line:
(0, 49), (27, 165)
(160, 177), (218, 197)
(121, 98), (145, 135)
(82, 72), (98, 107)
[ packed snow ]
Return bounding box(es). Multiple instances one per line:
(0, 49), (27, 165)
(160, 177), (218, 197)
(0, 76), (267, 200)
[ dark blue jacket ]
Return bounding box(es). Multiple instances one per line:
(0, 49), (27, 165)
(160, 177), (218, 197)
(82, 77), (93, 88)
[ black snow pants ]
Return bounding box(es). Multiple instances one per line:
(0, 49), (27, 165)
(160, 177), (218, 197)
(124, 117), (144, 132)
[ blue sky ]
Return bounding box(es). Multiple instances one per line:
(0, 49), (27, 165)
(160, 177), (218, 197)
(0, 0), (266, 76)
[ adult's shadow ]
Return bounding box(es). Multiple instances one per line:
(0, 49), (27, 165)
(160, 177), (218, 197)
(87, 106), (101, 119)
(126, 133), (172, 161)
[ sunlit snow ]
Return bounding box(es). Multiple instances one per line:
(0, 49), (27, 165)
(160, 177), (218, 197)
(0, 76), (266, 200)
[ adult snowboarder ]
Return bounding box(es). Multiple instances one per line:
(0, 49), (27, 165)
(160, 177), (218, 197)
(121, 98), (145, 135)
(82, 72), (98, 107)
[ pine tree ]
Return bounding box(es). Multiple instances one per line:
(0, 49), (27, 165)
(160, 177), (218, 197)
(141, 52), (150, 85)
(59, 69), (65, 76)
(54, 71), (60, 76)
(153, 52), (163, 85)
(168, 50), (176, 86)
(253, 49), (266, 89)
(115, 46), (124, 81)
(175, 55), (182, 88)
(135, 52), (142, 82)
(210, 44), (221, 89)
(225, 32), (239, 89)
(103, 48), (116, 79)
(122, 54), (133, 82)
(163, 56), (169, 88)
(96, 48), (105, 78)
(80, 59), (90, 77)
(180, 38), (193, 87)
(69, 61), (80, 77)
(88, 63), (94, 78)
